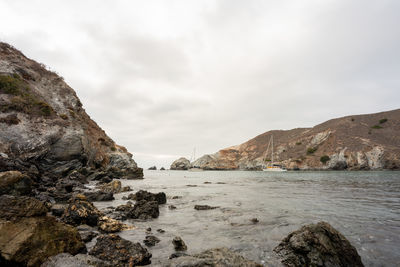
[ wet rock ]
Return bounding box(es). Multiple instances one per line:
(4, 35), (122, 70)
(129, 190), (167, 204)
(144, 235), (160, 247)
(146, 227), (152, 232)
(89, 234), (151, 266)
(0, 195), (47, 219)
(166, 247), (262, 267)
(97, 180), (122, 194)
(172, 236), (187, 251)
(251, 218), (259, 224)
(121, 186), (132, 192)
(273, 221), (364, 267)
(160, 167), (166, 170)
(51, 203), (67, 217)
(97, 216), (133, 233)
(0, 170), (33, 196)
(186, 184), (198, 187)
(128, 200), (159, 220)
(194, 205), (219, 210)
(172, 196), (181, 199)
(61, 194), (103, 226)
(169, 252), (188, 259)
(0, 216), (85, 266)
(41, 253), (112, 267)
(148, 166), (157, 170)
(203, 181), (212, 184)
(169, 205), (177, 210)
(170, 157), (191, 170)
(77, 225), (99, 243)
(84, 191), (114, 202)
(157, 229), (165, 233)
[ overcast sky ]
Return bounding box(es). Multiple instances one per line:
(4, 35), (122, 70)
(1, 0), (399, 168)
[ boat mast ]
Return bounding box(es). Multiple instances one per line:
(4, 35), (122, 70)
(271, 135), (274, 164)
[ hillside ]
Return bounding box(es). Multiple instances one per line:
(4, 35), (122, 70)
(192, 109), (400, 170)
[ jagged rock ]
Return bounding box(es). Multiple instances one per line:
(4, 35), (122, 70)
(97, 180), (122, 194)
(51, 203), (67, 217)
(169, 252), (188, 259)
(0, 216), (85, 266)
(165, 247), (262, 267)
(170, 157), (191, 170)
(0, 195), (47, 219)
(89, 234), (152, 266)
(129, 190), (167, 204)
(172, 236), (187, 251)
(273, 221), (364, 267)
(42, 253), (112, 267)
(169, 205), (177, 210)
(143, 235), (160, 247)
(61, 194), (103, 226)
(0, 170), (33, 196)
(148, 166), (157, 170)
(84, 191), (114, 202)
(194, 205), (218, 210)
(160, 167), (166, 170)
(128, 200), (160, 220)
(97, 216), (133, 233)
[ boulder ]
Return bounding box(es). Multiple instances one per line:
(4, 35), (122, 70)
(160, 167), (165, 170)
(128, 200), (159, 220)
(89, 234), (151, 266)
(273, 221), (364, 267)
(172, 236), (187, 251)
(61, 194), (103, 226)
(165, 247), (262, 267)
(97, 180), (122, 194)
(129, 190), (167, 204)
(0, 195), (47, 219)
(170, 157), (191, 170)
(0, 216), (85, 266)
(97, 216), (134, 233)
(148, 166), (157, 170)
(0, 170), (33, 196)
(143, 235), (160, 247)
(84, 191), (114, 202)
(42, 253), (112, 267)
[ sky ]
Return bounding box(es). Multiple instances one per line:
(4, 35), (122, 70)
(1, 0), (399, 169)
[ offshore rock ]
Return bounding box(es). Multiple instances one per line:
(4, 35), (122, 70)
(170, 157), (191, 170)
(97, 180), (122, 194)
(128, 200), (160, 220)
(130, 190), (167, 204)
(97, 216), (134, 233)
(89, 234), (152, 266)
(273, 221), (364, 267)
(0, 195), (47, 219)
(61, 194), (103, 226)
(42, 253), (112, 267)
(172, 236), (187, 251)
(165, 247), (262, 267)
(143, 235), (160, 247)
(194, 205), (218, 211)
(0, 170), (33, 196)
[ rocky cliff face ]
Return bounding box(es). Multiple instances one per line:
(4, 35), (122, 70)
(0, 42), (142, 179)
(193, 109), (400, 170)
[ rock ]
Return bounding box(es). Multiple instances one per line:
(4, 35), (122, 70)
(157, 229), (165, 233)
(80, 231), (99, 243)
(251, 218), (259, 224)
(148, 166), (157, 170)
(0, 170), (33, 196)
(97, 216), (134, 233)
(143, 235), (160, 247)
(169, 205), (177, 210)
(130, 190), (167, 204)
(0, 216), (85, 266)
(128, 200), (159, 220)
(168, 252), (188, 259)
(170, 157), (191, 170)
(172, 196), (181, 199)
(0, 195), (47, 219)
(146, 227), (152, 232)
(273, 221), (364, 267)
(166, 247), (262, 267)
(84, 191), (114, 202)
(194, 205), (218, 210)
(51, 203), (67, 217)
(61, 194), (103, 226)
(97, 180), (122, 194)
(172, 236), (187, 251)
(121, 186), (132, 192)
(41, 253), (112, 267)
(89, 234), (152, 266)
(160, 167), (165, 170)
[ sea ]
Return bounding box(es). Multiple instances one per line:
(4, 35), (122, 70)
(93, 170), (400, 266)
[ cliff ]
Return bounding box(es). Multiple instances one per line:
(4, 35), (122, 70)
(193, 109), (400, 170)
(0, 42), (143, 180)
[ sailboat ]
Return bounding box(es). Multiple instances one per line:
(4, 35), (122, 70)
(189, 147), (204, 171)
(262, 135), (287, 172)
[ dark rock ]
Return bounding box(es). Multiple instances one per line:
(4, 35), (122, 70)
(130, 190), (167, 205)
(273, 221), (364, 267)
(186, 184), (198, 187)
(0, 216), (85, 267)
(148, 166), (157, 170)
(194, 205), (218, 210)
(84, 191), (114, 202)
(61, 194), (103, 226)
(160, 167), (165, 170)
(166, 247), (262, 267)
(157, 229), (165, 233)
(169, 252), (188, 259)
(172, 196), (181, 199)
(128, 200), (159, 220)
(331, 161), (348, 170)
(0, 114), (20, 125)
(89, 234), (151, 266)
(80, 230), (98, 243)
(51, 203), (67, 217)
(169, 205), (177, 210)
(121, 186), (132, 192)
(0, 195), (47, 219)
(203, 181), (212, 184)
(143, 235), (160, 247)
(146, 227), (152, 232)
(172, 236), (187, 251)
(42, 253), (112, 267)
(0, 171), (33, 196)
(251, 218), (259, 224)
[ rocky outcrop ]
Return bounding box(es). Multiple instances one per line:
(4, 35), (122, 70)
(274, 221), (364, 267)
(89, 234), (152, 266)
(61, 194), (103, 226)
(0, 170), (33, 196)
(0, 42), (143, 181)
(128, 200), (160, 220)
(0, 194), (47, 219)
(129, 190), (167, 204)
(170, 157), (191, 170)
(172, 236), (187, 251)
(193, 109), (400, 170)
(165, 247), (262, 267)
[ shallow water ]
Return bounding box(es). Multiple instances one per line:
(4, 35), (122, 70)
(94, 170), (400, 266)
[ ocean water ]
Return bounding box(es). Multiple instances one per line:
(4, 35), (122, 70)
(93, 170), (400, 266)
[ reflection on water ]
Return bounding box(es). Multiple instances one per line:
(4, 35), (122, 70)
(94, 170), (400, 266)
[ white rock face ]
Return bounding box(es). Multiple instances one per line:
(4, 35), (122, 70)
(365, 146), (384, 169)
(310, 131), (331, 146)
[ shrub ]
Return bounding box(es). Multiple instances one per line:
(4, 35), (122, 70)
(296, 142), (302, 145)
(371, 125), (382, 129)
(379, 118), (387, 124)
(110, 146), (116, 152)
(307, 147), (317, 155)
(320, 155), (330, 164)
